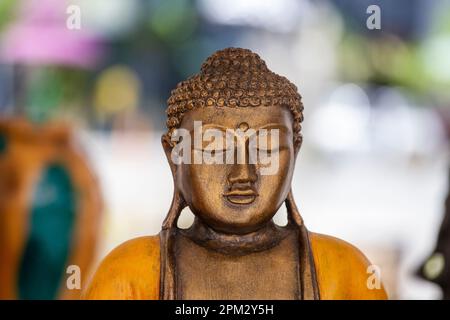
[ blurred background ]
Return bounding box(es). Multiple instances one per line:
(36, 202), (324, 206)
(1, 0), (450, 299)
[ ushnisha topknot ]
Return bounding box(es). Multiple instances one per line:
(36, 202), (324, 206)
(165, 47), (304, 146)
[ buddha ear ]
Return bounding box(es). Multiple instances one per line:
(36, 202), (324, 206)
(161, 134), (188, 229)
(294, 139), (302, 158)
(161, 134), (177, 175)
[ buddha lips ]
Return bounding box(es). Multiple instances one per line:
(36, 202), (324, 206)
(170, 121), (280, 176)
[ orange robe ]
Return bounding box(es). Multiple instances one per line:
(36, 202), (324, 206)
(84, 232), (388, 300)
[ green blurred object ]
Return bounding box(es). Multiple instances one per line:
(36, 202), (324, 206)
(149, 0), (198, 44)
(0, 132), (7, 154)
(339, 34), (429, 93)
(18, 163), (76, 300)
(25, 67), (89, 123)
(0, 0), (16, 32)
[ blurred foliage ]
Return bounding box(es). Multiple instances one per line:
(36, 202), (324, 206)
(339, 35), (427, 90)
(430, 2), (450, 35)
(338, 1), (450, 105)
(26, 67), (89, 122)
(148, 0), (198, 45)
(0, 0), (16, 32)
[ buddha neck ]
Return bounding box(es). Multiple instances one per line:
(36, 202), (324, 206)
(179, 217), (291, 256)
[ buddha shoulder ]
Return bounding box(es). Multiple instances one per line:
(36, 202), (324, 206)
(83, 235), (160, 300)
(84, 232), (388, 300)
(309, 232), (388, 300)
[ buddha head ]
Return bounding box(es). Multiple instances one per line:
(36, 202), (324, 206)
(162, 48), (304, 235)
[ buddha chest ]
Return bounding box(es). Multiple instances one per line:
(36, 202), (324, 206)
(174, 230), (300, 299)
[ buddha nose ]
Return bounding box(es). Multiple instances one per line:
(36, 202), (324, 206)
(227, 124), (257, 186)
(227, 163), (257, 186)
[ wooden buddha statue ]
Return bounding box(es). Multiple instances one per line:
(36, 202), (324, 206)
(85, 48), (387, 300)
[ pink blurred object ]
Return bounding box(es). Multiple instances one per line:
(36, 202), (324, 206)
(0, 0), (104, 68)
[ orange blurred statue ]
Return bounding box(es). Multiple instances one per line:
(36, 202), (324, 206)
(0, 119), (103, 300)
(84, 48), (387, 300)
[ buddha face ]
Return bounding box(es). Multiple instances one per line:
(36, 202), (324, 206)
(168, 105), (297, 234)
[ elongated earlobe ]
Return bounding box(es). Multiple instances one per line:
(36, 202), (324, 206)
(162, 191), (186, 230)
(285, 189), (304, 227)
